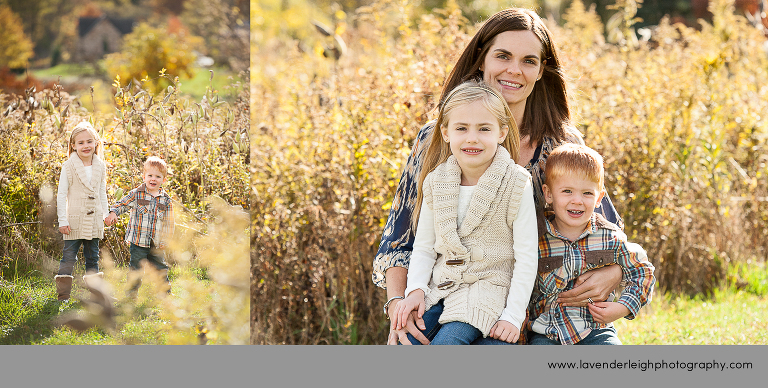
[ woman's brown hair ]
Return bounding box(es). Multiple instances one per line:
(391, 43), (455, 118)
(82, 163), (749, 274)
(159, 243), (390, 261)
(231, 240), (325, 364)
(438, 8), (570, 146)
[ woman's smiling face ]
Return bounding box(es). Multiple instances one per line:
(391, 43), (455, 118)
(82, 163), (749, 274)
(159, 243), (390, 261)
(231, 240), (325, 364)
(480, 30), (544, 114)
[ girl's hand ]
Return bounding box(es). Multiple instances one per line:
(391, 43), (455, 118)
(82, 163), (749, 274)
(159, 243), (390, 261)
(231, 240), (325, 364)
(587, 301), (630, 324)
(489, 320), (520, 343)
(58, 226), (70, 235)
(105, 213), (118, 226)
(393, 290), (425, 331)
(557, 265), (622, 306)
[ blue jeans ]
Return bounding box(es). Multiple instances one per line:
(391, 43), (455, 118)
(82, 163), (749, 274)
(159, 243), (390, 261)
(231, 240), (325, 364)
(404, 300), (515, 345)
(129, 242), (168, 271)
(58, 238), (100, 275)
(529, 326), (622, 345)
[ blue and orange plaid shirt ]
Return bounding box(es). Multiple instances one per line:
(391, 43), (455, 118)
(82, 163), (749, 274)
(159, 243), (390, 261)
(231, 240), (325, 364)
(110, 183), (174, 248)
(527, 213), (655, 345)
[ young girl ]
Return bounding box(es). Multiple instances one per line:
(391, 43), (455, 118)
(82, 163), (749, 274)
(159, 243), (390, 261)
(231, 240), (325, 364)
(54, 121), (109, 301)
(391, 80), (538, 344)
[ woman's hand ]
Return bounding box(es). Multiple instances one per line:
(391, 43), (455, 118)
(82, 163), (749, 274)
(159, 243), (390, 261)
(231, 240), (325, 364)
(58, 226), (70, 235)
(557, 264), (622, 307)
(587, 301), (629, 324)
(386, 296), (429, 345)
(489, 320), (520, 343)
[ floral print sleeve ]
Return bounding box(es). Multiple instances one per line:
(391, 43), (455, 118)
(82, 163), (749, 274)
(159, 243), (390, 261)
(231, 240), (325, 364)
(372, 121), (435, 289)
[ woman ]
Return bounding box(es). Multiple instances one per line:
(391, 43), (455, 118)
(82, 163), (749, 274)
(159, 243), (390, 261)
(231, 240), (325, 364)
(373, 8), (625, 345)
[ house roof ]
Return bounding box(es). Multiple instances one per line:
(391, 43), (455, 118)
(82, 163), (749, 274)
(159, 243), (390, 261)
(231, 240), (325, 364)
(78, 16), (135, 37)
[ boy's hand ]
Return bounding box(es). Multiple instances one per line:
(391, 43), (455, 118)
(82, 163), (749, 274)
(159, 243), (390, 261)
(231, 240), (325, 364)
(105, 212), (118, 226)
(58, 226), (70, 235)
(587, 301), (630, 324)
(393, 289), (425, 332)
(489, 320), (520, 343)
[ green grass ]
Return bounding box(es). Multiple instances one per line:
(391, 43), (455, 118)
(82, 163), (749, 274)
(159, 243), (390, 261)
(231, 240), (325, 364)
(0, 270), (173, 345)
(0, 275), (77, 344)
(28, 63), (242, 113)
(177, 66), (240, 102)
(31, 63), (101, 78)
(615, 262), (768, 345)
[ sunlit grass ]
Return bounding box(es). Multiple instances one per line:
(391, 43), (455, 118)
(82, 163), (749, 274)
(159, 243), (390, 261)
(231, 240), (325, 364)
(615, 263), (768, 345)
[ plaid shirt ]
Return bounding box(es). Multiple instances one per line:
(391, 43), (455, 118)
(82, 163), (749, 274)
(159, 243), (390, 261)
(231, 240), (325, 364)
(110, 183), (174, 248)
(527, 213), (655, 345)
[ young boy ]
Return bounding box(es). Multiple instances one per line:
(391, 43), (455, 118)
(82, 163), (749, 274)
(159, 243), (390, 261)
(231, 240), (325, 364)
(105, 156), (174, 293)
(527, 144), (655, 345)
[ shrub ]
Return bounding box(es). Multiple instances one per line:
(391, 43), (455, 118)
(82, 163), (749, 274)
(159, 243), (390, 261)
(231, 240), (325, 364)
(0, 5), (34, 69)
(104, 22), (203, 93)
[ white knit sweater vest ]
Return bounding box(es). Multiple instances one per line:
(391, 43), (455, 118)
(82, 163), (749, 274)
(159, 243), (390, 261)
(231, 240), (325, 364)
(422, 146), (531, 336)
(62, 153), (106, 240)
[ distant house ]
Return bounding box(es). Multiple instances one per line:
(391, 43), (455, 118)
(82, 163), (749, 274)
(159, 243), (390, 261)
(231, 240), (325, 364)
(76, 16), (135, 62)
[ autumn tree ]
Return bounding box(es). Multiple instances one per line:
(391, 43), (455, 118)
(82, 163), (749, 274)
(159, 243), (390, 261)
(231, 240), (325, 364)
(180, 0), (248, 71)
(0, 5), (34, 69)
(104, 22), (202, 93)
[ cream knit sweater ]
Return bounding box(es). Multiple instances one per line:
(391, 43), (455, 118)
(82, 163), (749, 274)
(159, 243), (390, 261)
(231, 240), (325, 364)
(57, 152), (107, 240)
(406, 147), (538, 336)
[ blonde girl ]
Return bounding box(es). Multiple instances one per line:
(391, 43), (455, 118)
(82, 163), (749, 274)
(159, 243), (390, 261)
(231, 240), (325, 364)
(391, 80), (538, 344)
(54, 122), (109, 301)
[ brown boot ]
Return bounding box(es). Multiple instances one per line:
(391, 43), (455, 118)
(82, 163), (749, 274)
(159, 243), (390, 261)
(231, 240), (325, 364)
(55, 275), (74, 301)
(158, 269), (171, 295)
(82, 272), (104, 290)
(127, 270), (142, 298)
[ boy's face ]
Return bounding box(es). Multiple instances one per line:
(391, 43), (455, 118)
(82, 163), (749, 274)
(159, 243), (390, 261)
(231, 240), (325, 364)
(542, 174), (605, 239)
(143, 166), (167, 193)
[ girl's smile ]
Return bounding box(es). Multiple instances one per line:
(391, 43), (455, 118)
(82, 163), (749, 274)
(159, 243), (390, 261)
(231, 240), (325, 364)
(72, 131), (96, 164)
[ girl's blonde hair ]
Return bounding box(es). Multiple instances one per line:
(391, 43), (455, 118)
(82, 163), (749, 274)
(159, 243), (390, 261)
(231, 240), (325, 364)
(412, 79), (520, 230)
(68, 121), (102, 156)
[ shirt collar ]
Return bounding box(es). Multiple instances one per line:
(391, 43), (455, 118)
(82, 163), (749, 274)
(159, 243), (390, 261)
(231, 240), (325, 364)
(543, 212), (597, 242)
(137, 183), (169, 199)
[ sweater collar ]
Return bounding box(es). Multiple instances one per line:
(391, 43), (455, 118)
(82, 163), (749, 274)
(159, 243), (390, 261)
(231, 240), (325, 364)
(456, 146), (511, 237)
(432, 146), (511, 250)
(69, 152), (103, 192)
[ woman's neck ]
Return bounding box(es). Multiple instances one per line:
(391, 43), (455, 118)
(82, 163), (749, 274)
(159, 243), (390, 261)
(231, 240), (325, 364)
(519, 136), (537, 166)
(510, 102), (525, 127)
(510, 102), (536, 165)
